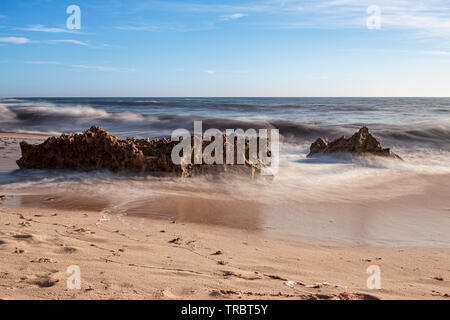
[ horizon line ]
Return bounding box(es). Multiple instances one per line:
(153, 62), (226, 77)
(3, 96), (450, 99)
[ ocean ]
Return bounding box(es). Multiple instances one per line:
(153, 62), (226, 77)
(1, 97), (449, 147)
(1, 97), (449, 247)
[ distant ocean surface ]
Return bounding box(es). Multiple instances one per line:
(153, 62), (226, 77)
(0, 97), (449, 149)
(1, 97), (450, 247)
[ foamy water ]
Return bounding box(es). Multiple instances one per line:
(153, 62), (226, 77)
(0, 97), (449, 247)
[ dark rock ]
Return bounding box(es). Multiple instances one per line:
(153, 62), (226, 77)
(16, 126), (265, 176)
(17, 126), (145, 171)
(307, 127), (401, 159)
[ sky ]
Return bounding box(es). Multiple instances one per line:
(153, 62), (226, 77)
(0, 0), (449, 97)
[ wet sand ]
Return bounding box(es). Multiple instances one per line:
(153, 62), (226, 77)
(0, 132), (50, 172)
(0, 132), (449, 299)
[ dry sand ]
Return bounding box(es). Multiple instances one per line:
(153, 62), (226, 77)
(0, 132), (449, 300)
(0, 205), (449, 300)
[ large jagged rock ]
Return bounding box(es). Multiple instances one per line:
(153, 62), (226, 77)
(16, 126), (266, 176)
(307, 127), (401, 159)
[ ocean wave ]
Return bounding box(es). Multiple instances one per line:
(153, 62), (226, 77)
(0, 98), (25, 102)
(375, 119), (450, 148)
(31, 98), (267, 109)
(0, 105), (17, 121)
(0, 102), (449, 148)
(2, 103), (153, 123)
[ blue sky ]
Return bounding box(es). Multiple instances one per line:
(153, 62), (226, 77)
(0, 0), (449, 97)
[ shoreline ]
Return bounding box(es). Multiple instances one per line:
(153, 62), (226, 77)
(0, 131), (53, 139)
(2, 130), (450, 248)
(0, 132), (51, 173)
(1, 131), (449, 299)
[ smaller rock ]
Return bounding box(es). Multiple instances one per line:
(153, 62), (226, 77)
(307, 127), (401, 159)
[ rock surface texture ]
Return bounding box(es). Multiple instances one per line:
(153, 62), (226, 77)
(307, 127), (401, 159)
(17, 126), (265, 177)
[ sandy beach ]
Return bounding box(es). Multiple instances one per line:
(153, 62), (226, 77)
(0, 132), (449, 300)
(2, 0), (450, 306)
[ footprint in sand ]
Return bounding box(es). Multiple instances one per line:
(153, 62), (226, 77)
(12, 234), (33, 240)
(29, 275), (59, 288)
(353, 293), (381, 300)
(26, 270), (64, 288)
(31, 257), (56, 263)
(62, 246), (77, 254)
(154, 288), (179, 299)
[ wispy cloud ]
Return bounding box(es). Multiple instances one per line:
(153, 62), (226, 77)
(25, 61), (62, 65)
(0, 37), (30, 44)
(22, 61), (134, 73)
(116, 25), (161, 32)
(421, 50), (450, 56)
(19, 25), (76, 33)
(45, 39), (88, 46)
(343, 48), (450, 56)
(116, 22), (214, 33)
(220, 13), (248, 21)
(317, 0), (450, 37)
(204, 70), (216, 74)
(0, 37), (88, 46)
(142, 0), (450, 39)
(272, 0), (450, 38)
(71, 64), (135, 72)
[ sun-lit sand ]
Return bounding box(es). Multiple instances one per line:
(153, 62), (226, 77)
(0, 132), (449, 300)
(1, 204), (450, 300)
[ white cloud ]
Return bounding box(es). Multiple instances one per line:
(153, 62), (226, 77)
(46, 39), (88, 46)
(421, 50), (450, 56)
(220, 13), (248, 21)
(154, 0), (450, 38)
(21, 60), (134, 72)
(0, 36), (88, 47)
(71, 64), (135, 72)
(274, 0), (450, 38)
(204, 70), (216, 74)
(116, 22), (214, 33)
(20, 25), (75, 33)
(343, 48), (450, 56)
(25, 61), (62, 65)
(0, 37), (30, 44)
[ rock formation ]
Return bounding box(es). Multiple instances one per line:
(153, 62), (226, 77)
(307, 127), (401, 159)
(16, 126), (266, 176)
